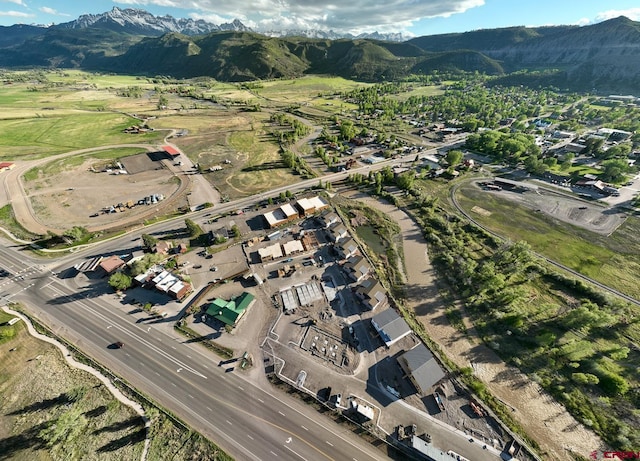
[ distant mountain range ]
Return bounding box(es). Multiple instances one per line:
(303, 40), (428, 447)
(1, 7), (640, 92)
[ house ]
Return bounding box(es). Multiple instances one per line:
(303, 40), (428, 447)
(206, 292), (255, 327)
(0, 162), (15, 172)
(154, 241), (173, 255)
(553, 130), (574, 139)
(335, 238), (358, 259)
(563, 142), (586, 154)
(397, 343), (445, 394)
(320, 211), (340, 229)
(328, 223), (349, 243)
(99, 255), (125, 275)
(176, 243), (188, 254)
(344, 255), (371, 282)
(258, 242), (284, 262)
(355, 278), (387, 311)
(371, 309), (412, 347)
(295, 196), (329, 216)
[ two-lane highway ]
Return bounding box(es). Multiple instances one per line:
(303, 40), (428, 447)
(0, 244), (390, 461)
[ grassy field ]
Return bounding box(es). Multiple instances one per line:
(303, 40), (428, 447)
(0, 113), (162, 160)
(454, 183), (640, 299)
(391, 84), (446, 101)
(0, 311), (145, 460)
(169, 110), (298, 198)
(0, 204), (40, 241)
(0, 310), (232, 461)
(254, 76), (366, 104)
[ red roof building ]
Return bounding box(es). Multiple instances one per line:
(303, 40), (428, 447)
(163, 145), (180, 157)
(0, 162), (15, 171)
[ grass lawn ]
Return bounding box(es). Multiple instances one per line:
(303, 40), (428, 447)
(0, 113), (161, 159)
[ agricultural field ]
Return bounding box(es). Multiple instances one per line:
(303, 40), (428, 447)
(252, 75), (365, 104)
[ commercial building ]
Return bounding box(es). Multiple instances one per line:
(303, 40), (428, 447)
(206, 292), (255, 327)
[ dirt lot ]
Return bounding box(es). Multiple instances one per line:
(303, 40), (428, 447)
(481, 185), (626, 236)
(25, 157), (182, 231)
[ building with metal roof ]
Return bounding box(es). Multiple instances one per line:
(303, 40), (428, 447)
(371, 309), (411, 347)
(398, 343), (445, 394)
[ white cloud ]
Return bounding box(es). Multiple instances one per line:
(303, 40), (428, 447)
(115, 0), (484, 33)
(594, 8), (640, 22)
(39, 6), (70, 17)
(1, 0), (26, 5)
(0, 10), (31, 18)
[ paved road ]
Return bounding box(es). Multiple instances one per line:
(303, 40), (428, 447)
(0, 244), (390, 461)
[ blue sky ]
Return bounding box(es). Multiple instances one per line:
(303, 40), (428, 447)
(1, 0), (640, 36)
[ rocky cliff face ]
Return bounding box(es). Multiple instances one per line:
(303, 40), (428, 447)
(54, 7), (250, 36)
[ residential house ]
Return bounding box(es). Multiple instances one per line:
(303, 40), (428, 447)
(0, 162), (15, 172)
(371, 309), (412, 347)
(344, 255), (371, 282)
(320, 211), (340, 229)
(355, 278), (387, 311)
(397, 343), (445, 394)
(335, 238), (358, 260)
(328, 223), (349, 243)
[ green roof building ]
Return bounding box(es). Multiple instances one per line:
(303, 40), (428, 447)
(206, 292), (255, 327)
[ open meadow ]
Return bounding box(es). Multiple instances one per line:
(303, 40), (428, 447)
(455, 182), (640, 300)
